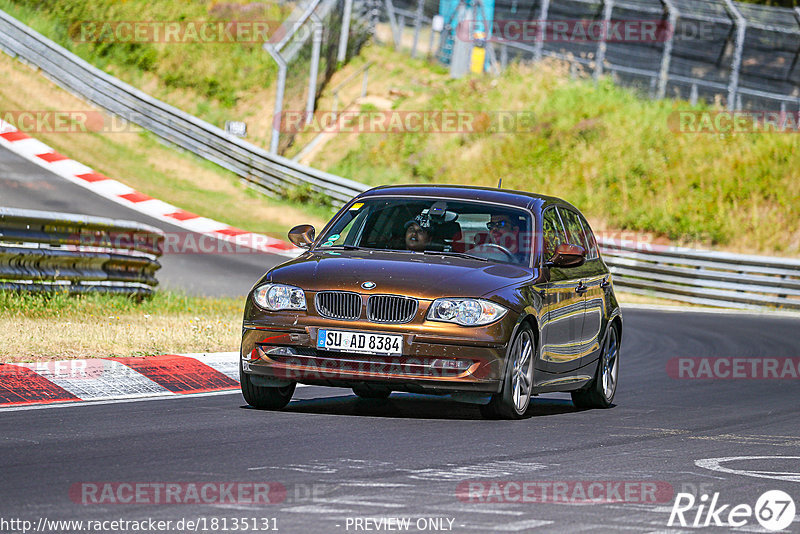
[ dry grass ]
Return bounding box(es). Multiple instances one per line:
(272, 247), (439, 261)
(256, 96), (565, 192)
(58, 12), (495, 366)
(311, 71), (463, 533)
(284, 46), (451, 162)
(2, 315), (240, 362)
(0, 291), (242, 362)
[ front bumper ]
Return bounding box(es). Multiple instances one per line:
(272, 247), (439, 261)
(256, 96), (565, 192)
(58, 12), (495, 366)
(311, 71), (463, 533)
(240, 318), (514, 394)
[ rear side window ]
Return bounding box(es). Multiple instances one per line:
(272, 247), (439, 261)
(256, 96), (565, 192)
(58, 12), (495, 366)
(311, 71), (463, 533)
(542, 208), (566, 260)
(557, 207), (595, 259)
(577, 213), (599, 259)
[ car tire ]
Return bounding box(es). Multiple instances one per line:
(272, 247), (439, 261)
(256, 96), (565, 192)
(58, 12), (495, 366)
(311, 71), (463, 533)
(240, 361), (296, 410)
(352, 385), (392, 399)
(480, 324), (535, 420)
(571, 324), (619, 409)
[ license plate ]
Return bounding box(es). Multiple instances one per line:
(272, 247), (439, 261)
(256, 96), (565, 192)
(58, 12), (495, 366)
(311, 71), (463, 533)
(317, 330), (403, 355)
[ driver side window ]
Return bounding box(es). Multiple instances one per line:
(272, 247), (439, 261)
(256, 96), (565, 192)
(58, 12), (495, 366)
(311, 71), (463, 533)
(542, 208), (566, 260)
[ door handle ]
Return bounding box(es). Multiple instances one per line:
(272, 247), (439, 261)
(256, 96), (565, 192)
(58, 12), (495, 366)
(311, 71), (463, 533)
(575, 281), (588, 295)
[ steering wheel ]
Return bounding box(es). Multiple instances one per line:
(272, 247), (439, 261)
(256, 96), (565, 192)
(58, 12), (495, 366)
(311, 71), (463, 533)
(469, 243), (516, 261)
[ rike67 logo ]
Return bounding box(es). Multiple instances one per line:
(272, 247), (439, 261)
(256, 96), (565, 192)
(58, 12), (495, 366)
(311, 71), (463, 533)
(668, 490), (796, 531)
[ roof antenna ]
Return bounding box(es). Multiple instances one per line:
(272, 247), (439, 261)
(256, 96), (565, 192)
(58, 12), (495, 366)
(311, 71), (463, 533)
(497, 178), (503, 188)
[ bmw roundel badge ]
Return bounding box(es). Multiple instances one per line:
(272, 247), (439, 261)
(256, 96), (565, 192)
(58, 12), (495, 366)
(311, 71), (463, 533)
(361, 281), (376, 290)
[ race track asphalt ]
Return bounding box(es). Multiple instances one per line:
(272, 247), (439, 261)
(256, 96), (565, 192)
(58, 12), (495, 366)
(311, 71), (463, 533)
(0, 145), (284, 297)
(2, 309), (799, 533)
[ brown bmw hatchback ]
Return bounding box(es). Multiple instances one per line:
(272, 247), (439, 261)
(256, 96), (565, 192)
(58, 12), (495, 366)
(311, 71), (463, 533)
(240, 185), (622, 419)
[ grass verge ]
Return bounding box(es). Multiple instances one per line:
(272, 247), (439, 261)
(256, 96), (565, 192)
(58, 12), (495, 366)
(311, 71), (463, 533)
(0, 0), (286, 145)
(0, 290), (243, 362)
(313, 46), (800, 256)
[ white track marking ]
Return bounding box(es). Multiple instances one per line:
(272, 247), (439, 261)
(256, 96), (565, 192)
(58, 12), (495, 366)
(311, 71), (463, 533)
(135, 199), (179, 217)
(0, 389), (242, 412)
(48, 159), (93, 176)
(401, 460), (547, 481)
(314, 498), (405, 508)
(11, 359), (170, 400)
(8, 137), (52, 156)
(285, 505), (355, 514)
(88, 179), (135, 196)
(487, 519), (554, 531)
(181, 352), (241, 381)
(178, 217), (231, 233)
(439, 505), (525, 516)
(696, 456), (800, 483)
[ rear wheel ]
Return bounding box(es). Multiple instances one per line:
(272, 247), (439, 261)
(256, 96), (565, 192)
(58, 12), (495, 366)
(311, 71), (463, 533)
(571, 324), (619, 409)
(240, 361), (296, 410)
(352, 385), (391, 399)
(480, 325), (535, 419)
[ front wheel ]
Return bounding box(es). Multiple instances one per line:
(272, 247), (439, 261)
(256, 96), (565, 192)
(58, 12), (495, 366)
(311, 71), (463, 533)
(571, 324), (619, 409)
(480, 325), (535, 419)
(240, 362), (296, 410)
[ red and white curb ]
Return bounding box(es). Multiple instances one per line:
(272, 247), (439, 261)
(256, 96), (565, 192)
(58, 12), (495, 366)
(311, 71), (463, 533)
(0, 119), (299, 257)
(0, 353), (244, 407)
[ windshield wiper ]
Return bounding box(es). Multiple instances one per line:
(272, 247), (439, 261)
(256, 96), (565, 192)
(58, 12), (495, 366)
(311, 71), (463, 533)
(422, 250), (489, 262)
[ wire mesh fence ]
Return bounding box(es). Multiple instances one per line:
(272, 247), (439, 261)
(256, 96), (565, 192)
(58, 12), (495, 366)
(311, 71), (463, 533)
(379, 0), (442, 57)
(379, 0), (800, 112)
(266, 0), (373, 154)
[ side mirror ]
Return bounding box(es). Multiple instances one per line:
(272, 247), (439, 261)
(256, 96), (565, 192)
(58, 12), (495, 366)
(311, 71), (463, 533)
(547, 243), (586, 268)
(288, 224), (315, 249)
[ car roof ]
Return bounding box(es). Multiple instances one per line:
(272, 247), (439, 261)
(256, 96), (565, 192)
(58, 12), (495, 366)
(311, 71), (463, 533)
(358, 184), (578, 213)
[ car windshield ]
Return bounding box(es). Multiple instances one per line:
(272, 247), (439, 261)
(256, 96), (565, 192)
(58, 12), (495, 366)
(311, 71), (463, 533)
(316, 197), (534, 266)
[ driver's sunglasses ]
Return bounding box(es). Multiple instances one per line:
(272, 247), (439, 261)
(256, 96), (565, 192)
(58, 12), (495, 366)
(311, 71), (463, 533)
(486, 220), (510, 230)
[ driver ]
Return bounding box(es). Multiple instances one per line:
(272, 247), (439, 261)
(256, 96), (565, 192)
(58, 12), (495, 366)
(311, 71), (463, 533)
(404, 214), (434, 252)
(486, 213), (525, 261)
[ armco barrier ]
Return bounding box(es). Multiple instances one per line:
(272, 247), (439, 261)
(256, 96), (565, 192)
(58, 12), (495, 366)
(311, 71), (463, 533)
(1, 9), (799, 310)
(599, 240), (800, 310)
(0, 9), (369, 206)
(0, 207), (163, 296)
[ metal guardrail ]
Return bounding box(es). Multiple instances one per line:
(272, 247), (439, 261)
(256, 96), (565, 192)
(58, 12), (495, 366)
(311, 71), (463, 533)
(0, 207), (164, 296)
(0, 9), (369, 206)
(1, 10), (798, 310)
(599, 240), (800, 310)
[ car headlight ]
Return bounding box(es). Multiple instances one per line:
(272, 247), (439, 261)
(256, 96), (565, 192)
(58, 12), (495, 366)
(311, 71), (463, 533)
(253, 283), (306, 311)
(427, 298), (507, 326)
